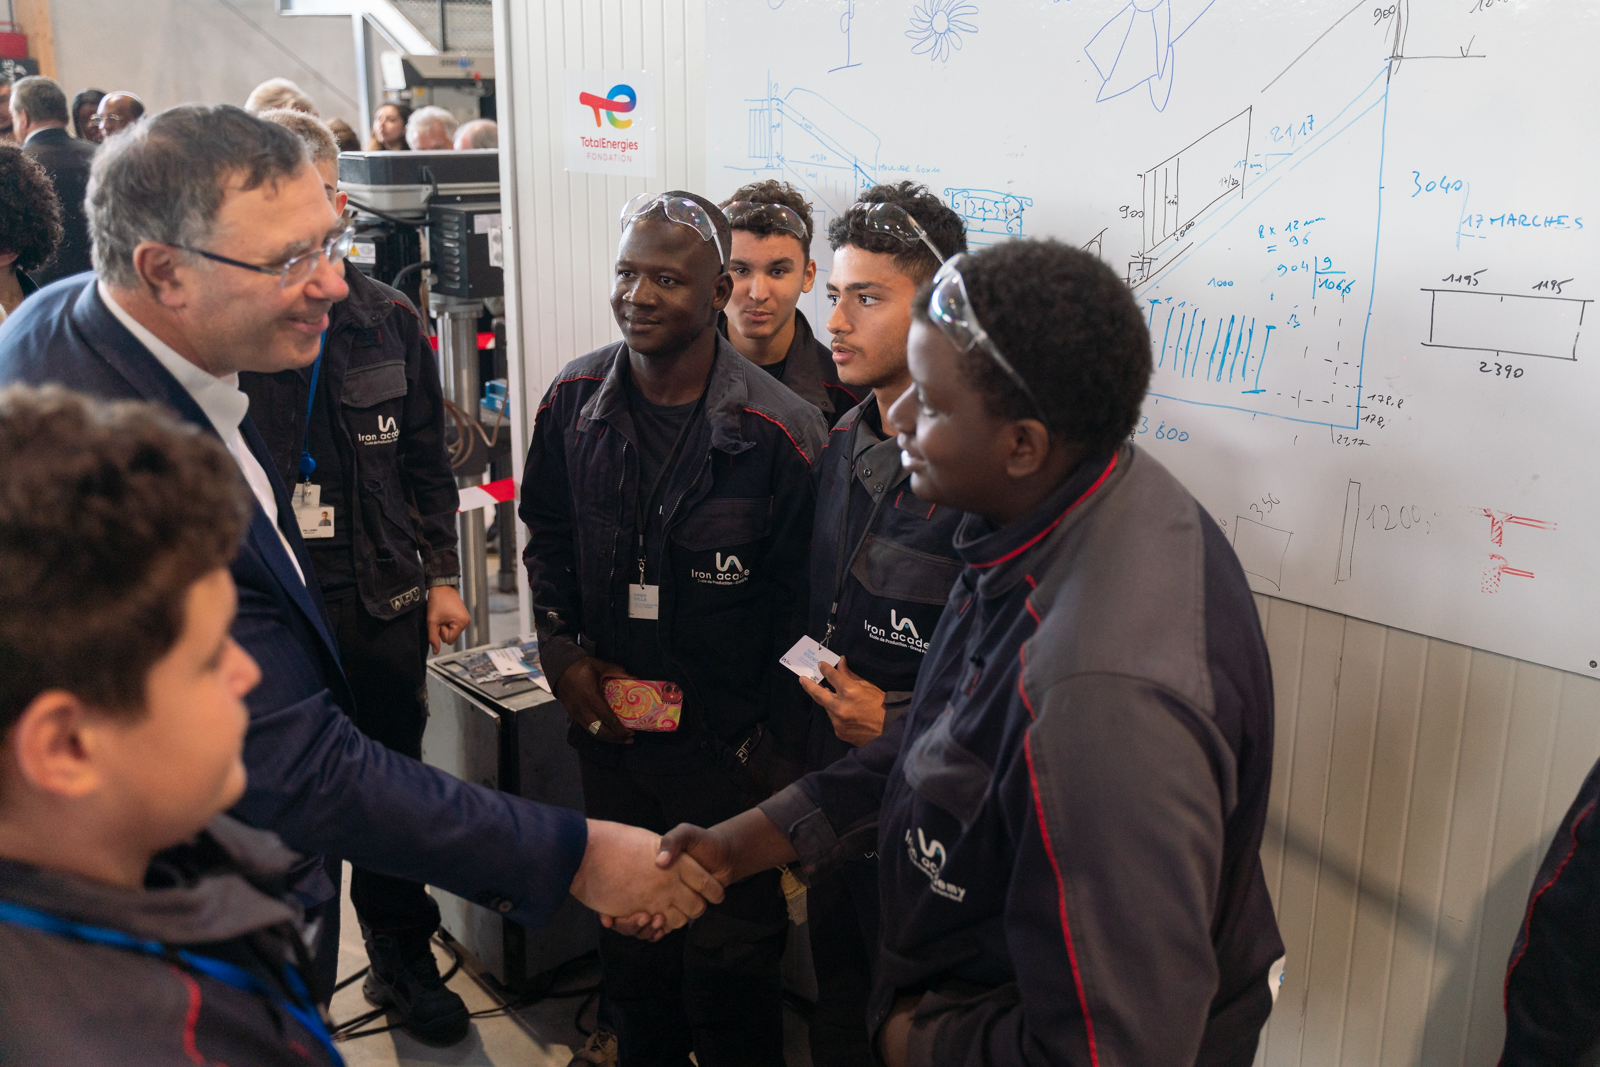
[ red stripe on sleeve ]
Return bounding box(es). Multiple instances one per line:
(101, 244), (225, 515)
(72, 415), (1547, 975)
(1504, 800), (1597, 1008)
(744, 407), (814, 465)
(1024, 736), (1102, 1067)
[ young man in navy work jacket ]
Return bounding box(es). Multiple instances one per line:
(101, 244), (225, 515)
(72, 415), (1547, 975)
(657, 239), (1286, 1067)
(797, 182), (970, 1066)
(520, 191), (826, 1067)
(719, 180), (860, 427)
(239, 110), (473, 1044)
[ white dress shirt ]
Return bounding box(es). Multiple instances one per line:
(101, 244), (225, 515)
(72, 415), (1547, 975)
(98, 281), (306, 585)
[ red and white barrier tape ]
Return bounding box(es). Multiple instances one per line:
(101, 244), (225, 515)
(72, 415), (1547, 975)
(457, 477), (516, 513)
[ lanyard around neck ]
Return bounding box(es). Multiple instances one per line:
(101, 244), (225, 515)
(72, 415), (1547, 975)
(631, 383), (709, 587)
(298, 332), (328, 482)
(0, 898), (343, 1065)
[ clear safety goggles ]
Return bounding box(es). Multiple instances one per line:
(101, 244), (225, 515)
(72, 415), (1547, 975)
(850, 202), (946, 263)
(722, 200), (809, 244)
(619, 192), (720, 246)
(928, 255), (1046, 420)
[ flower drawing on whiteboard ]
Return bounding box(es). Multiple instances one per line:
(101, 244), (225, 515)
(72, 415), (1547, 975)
(907, 0), (979, 64)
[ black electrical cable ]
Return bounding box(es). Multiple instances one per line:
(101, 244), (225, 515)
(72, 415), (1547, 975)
(390, 261), (434, 291)
(344, 197), (429, 229)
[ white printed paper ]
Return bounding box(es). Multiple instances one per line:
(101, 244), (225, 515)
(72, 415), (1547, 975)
(486, 647), (533, 677)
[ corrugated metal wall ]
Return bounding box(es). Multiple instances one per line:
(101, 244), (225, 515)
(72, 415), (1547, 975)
(1253, 593), (1600, 1065)
(490, 4), (1600, 1062)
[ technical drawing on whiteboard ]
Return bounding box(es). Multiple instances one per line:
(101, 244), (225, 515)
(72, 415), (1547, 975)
(945, 188), (1032, 243)
(735, 77), (880, 217)
(1233, 516), (1292, 591)
(1479, 508), (1554, 594)
(907, 0), (979, 64)
(1335, 479), (1360, 583)
(832, 0), (862, 72)
(1420, 289), (1589, 362)
(1085, 0), (1216, 112)
(1126, 107), (1250, 290)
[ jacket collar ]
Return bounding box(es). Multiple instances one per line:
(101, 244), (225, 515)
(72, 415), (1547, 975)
(581, 332), (760, 457)
(775, 310), (833, 415)
(335, 265), (399, 330)
(953, 446), (1125, 597)
(0, 816), (303, 945)
(846, 396), (910, 496)
(22, 125), (71, 148)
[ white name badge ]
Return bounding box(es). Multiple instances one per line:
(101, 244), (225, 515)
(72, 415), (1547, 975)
(293, 483), (335, 539)
(629, 583), (660, 620)
(780, 635), (841, 683)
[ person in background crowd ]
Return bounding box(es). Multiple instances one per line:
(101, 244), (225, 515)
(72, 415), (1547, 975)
(93, 91), (145, 138)
(326, 116), (360, 153)
(13, 76), (96, 285)
(718, 180), (860, 427)
(0, 72), (14, 142)
(405, 105), (457, 151)
(243, 106), (474, 1046)
(792, 182), (969, 1064)
(72, 88), (105, 143)
(244, 77), (316, 116)
(453, 117), (497, 151)
(659, 238), (1286, 1067)
(0, 144), (62, 317)
(366, 101), (410, 151)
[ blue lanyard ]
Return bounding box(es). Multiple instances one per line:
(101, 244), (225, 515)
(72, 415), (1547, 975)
(0, 898), (344, 1065)
(299, 332), (327, 481)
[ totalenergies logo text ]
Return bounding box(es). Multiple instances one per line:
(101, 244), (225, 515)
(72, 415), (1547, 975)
(579, 84), (636, 129)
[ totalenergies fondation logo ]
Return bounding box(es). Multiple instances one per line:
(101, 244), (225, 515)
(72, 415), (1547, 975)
(579, 84), (636, 129)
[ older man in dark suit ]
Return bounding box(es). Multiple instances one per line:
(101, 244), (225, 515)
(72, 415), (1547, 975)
(12, 77), (95, 287)
(0, 104), (723, 1024)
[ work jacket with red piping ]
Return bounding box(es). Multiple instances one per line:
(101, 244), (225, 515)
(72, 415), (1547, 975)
(521, 334), (826, 780)
(759, 442), (1285, 1066)
(1500, 755), (1600, 1065)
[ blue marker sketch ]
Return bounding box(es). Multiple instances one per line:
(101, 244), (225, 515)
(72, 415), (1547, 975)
(733, 76), (880, 216)
(832, 1), (862, 72)
(907, 0), (979, 64)
(1085, 0), (1216, 112)
(944, 188), (1032, 244)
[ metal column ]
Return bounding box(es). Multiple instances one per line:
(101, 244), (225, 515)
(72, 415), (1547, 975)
(432, 294), (491, 648)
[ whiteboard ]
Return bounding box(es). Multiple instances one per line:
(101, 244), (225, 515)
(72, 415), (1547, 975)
(705, 0), (1600, 676)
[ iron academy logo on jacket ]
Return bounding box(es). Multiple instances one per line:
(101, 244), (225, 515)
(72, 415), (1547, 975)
(864, 609), (931, 654)
(691, 551), (752, 587)
(905, 827), (967, 903)
(357, 414), (400, 446)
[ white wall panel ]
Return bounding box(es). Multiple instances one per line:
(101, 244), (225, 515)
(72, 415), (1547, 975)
(493, 5), (1600, 1061)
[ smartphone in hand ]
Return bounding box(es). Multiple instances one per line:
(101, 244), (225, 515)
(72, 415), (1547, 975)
(603, 678), (684, 732)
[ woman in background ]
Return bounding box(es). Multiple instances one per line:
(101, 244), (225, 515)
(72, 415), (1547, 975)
(71, 88), (105, 143)
(0, 145), (63, 319)
(365, 101), (411, 151)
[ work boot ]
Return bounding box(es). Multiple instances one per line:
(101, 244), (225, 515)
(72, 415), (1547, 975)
(566, 1029), (619, 1066)
(361, 933), (470, 1046)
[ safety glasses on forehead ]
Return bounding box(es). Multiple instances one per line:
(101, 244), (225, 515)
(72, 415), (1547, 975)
(722, 201), (809, 244)
(928, 255), (1047, 421)
(619, 192), (720, 246)
(851, 202), (946, 264)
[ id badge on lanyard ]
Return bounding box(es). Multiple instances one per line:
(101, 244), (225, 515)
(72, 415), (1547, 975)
(293, 334), (334, 538)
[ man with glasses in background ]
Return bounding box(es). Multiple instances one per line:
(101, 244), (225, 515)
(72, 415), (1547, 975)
(520, 190), (825, 1067)
(719, 180), (860, 427)
(239, 108), (474, 1046)
(0, 104), (731, 1025)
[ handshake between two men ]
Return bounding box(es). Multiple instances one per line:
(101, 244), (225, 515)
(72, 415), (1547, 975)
(574, 808), (799, 940)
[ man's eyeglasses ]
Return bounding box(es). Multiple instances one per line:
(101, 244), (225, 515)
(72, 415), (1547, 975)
(850, 202), (946, 264)
(619, 193), (721, 246)
(175, 224), (357, 289)
(928, 254), (1046, 421)
(722, 201), (809, 245)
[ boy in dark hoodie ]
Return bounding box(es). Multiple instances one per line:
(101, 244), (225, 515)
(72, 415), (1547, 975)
(0, 386), (342, 1066)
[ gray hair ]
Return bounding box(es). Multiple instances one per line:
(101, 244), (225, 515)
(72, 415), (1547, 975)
(244, 77), (315, 116)
(88, 105), (309, 289)
(454, 118), (498, 150)
(405, 105), (459, 149)
(12, 76), (69, 126)
(257, 107), (339, 166)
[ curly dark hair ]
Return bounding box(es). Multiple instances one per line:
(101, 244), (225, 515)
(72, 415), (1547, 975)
(826, 181), (967, 284)
(722, 179), (815, 260)
(0, 145), (64, 273)
(0, 386), (253, 730)
(913, 240), (1151, 454)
